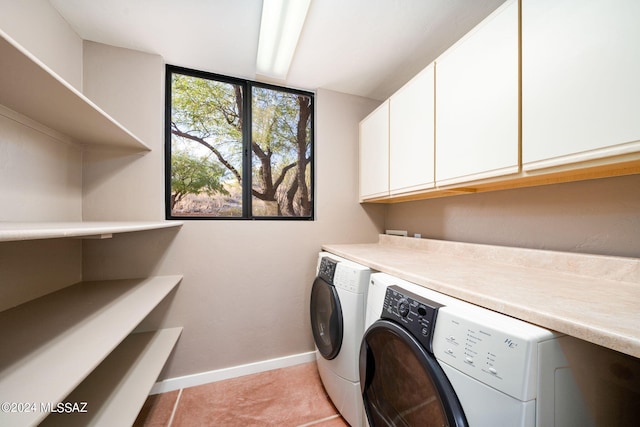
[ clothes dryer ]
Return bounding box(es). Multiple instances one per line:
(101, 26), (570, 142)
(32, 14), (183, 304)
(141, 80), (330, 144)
(360, 273), (640, 426)
(310, 252), (372, 427)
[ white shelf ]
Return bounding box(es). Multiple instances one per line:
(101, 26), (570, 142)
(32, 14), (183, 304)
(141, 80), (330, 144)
(0, 275), (182, 426)
(0, 221), (183, 242)
(0, 29), (149, 151)
(40, 328), (183, 427)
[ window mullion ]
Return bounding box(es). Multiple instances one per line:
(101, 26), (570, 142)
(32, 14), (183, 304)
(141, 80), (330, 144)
(242, 82), (252, 219)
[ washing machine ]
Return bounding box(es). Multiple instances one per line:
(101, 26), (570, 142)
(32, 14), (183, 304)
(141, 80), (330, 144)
(310, 252), (372, 427)
(360, 273), (640, 426)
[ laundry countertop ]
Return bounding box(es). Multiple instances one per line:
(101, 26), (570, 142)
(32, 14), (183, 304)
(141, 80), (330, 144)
(322, 235), (640, 359)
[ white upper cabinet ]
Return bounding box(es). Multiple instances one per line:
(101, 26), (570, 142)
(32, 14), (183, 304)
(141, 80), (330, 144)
(359, 101), (389, 200)
(522, 0), (640, 171)
(389, 63), (435, 195)
(435, 0), (519, 186)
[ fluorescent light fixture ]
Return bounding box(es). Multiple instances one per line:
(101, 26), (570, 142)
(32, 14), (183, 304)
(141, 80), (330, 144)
(257, 0), (311, 81)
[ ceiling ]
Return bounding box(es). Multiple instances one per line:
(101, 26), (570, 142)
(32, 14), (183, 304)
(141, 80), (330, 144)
(49, 0), (506, 101)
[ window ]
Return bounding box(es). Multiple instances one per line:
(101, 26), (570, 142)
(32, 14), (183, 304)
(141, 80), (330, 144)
(165, 65), (314, 219)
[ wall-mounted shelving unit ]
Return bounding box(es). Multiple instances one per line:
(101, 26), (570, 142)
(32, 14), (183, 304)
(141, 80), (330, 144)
(0, 28), (184, 425)
(0, 221), (183, 242)
(0, 28), (149, 151)
(0, 276), (183, 426)
(40, 328), (183, 427)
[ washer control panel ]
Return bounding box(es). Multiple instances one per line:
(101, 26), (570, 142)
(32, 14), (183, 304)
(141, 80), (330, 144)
(334, 264), (371, 294)
(318, 257), (338, 285)
(433, 306), (553, 401)
(381, 285), (443, 354)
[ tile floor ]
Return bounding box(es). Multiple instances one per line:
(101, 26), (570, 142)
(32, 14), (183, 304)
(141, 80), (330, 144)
(134, 362), (350, 426)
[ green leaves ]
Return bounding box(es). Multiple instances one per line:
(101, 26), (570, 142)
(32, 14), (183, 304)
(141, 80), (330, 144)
(170, 149), (229, 210)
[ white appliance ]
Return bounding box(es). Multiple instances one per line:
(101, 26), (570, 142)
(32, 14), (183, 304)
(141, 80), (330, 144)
(310, 252), (372, 427)
(361, 273), (640, 426)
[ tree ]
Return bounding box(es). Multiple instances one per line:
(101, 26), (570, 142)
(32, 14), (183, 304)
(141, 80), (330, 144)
(169, 72), (312, 217)
(251, 88), (312, 216)
(170, 149), (229, 210)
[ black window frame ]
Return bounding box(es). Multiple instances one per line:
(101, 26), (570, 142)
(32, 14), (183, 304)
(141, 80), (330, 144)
(164, 64), (315, 221)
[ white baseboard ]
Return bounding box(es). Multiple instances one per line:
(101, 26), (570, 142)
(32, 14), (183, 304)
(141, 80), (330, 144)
(150, 351), (317, 395)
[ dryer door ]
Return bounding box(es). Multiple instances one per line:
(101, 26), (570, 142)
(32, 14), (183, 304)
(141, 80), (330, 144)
(360, 320), (468, 427)
(310, 276), (343, 360)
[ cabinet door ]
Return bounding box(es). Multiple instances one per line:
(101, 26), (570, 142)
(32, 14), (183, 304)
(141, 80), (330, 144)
(435, 0), (519, 186)
(359, 101), (389, 200)
(522, 0), (640, 171)
(389, 63), (435, 195)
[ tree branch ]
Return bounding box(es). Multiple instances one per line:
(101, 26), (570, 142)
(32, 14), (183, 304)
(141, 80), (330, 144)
(171, 123), (242, 183)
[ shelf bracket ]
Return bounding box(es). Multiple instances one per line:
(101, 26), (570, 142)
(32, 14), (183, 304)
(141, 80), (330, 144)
(74, 233), (114, 240)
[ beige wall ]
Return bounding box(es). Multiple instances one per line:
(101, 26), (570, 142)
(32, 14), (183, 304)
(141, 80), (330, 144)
(385, 174), (640, 258)
(81, 41), (165, 221)
(0, 0), (83, 89)
(0, 109), (82, 222)
(80, 40), (383, 378)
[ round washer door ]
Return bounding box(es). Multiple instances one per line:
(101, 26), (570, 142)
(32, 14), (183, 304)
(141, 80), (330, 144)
(310, 276), (343, 360)
(360, 319), (468, 427)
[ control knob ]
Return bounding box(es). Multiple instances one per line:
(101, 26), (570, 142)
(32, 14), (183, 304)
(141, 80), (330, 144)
(397, 298), (410, 317)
